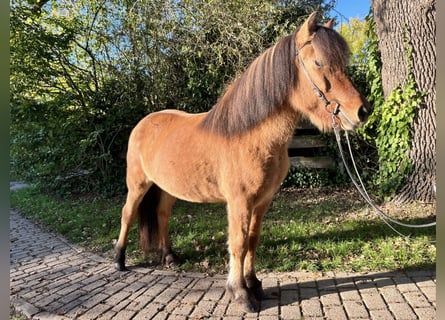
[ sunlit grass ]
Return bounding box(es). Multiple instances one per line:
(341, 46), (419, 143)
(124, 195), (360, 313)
(10, 185), (435, 274)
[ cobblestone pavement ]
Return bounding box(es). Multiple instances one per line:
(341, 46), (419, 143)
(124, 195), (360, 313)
(10, 186), (436, 319)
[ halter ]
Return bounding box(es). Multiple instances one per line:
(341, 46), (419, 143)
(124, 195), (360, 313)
(295, 41), (436, 241)
(295, 42), (339, 116)
(295, 42), (358, 130)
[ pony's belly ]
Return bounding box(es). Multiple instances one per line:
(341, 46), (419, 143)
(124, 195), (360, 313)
(174, 189), (225, 204)
(147, 156), (225, 203)
(154, 175), (225, 203)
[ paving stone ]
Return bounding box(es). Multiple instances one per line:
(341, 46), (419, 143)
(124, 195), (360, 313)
(166, 315), (189, 320)
(394, 277), (419, 293)
(170, 276), (194, 289)
(280, 304), (301, 319)
(192, 277), (214, 290)
(362, 292), (387, 310)
(190, 300), (216, 318)
(324, 305), (348, 320)
(259, 298), (279, 315)
(388, 302), (417, 319)
(320, 291), (341, 306)
(96, 310), (117, 320)
(419, 286), (436, 304)
(212, 298), (230, 317)
(280, 288), (299, 306)
(403, 291), (431, 308)
(105, 289), (132, 306)
(340, 289), (363, 302)
(381, 287), (406, 304)
(412, 277), (435, 287)
(32, 311), (72, 320)
(414, 307), (436, 320)
(181, 289), (205, 304)
(369, 308), (396, 320)
(343, 300), (369, 319)
(111, 309), (136, 320)
(78, 303), (112, 320)
(170, 301), (194, 316)
(142, 282), (168, 297)
(301, 299), (322, 317)
(153, 287), (181, 304)
(300, 287), (318, 300)
(33, 293), (63, 308)
(151, 311), (169, 320)
(202, 285), (225, 301)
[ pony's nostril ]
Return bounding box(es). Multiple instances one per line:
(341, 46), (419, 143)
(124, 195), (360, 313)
(358, 103), (371, 122)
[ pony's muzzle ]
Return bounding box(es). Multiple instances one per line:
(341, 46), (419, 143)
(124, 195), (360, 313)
(358, 102), (371, 124)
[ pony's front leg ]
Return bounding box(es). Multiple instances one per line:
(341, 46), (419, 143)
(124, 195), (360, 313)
(115, 186), (148, 271)
(226, 200), (258, 312)
(244, 199), (272, 301)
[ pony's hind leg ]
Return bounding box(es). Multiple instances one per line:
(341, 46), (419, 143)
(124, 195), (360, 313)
(114, 182), (151, 271)
(156, 190), (179, 267)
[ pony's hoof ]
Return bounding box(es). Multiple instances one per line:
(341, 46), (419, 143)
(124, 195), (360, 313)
(163, 251), (180, 268)
(226, 284), (260, 313)
(235, 297), (259, 313)
(246, 277), (267, 301)
(252, 287), (268, 301)
(114, 262), (127, 271)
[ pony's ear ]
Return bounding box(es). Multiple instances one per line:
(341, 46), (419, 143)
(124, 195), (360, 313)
(296, 12), (318, 47)
(324, 18), (335, 29)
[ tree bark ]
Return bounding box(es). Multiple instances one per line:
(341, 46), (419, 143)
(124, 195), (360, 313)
(371, 0), (436, 203)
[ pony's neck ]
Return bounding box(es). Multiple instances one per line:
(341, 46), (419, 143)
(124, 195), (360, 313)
(249, 104), (301, 150)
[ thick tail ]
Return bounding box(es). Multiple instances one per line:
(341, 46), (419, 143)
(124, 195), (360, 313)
(138, 184), (161, 254)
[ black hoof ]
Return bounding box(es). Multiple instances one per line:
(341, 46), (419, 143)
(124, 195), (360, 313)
(162, 250), (180, 268)
(246, 277), (267, 301)
(251, 287), (268, 301)
(114, 261), (127, 271)
(235, 297), (259, 313)
(226, 284), (260, 313)
(114, 246), (127, 271)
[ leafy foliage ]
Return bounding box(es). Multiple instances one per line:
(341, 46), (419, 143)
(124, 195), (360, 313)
(357, 14), (427, 200)
(373, 82), (424, 200)
(282, 167), (331, 188)
(337, 17), (370, 67)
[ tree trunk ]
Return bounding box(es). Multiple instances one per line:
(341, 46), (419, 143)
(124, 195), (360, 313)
(371, 0), (436, 203)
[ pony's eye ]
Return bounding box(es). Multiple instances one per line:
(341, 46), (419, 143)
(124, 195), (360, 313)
(314, 60), (322, 67)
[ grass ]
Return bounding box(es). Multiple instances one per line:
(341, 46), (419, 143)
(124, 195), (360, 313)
(10, 185), (436, 275)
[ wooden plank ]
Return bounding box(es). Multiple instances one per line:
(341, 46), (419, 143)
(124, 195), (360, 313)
(289, 156), (335, 169)
(288, 135), (327, 149)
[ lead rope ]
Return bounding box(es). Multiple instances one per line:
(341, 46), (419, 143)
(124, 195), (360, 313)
(332, 115), (436, 242)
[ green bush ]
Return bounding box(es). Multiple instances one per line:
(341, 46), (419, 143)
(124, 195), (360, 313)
(356, 14), (426, 200)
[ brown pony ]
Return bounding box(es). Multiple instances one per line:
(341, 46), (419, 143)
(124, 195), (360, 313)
(115, 12), (370, 312)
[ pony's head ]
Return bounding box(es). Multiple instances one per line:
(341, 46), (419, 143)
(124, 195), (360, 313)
(292, 12), (371, 131)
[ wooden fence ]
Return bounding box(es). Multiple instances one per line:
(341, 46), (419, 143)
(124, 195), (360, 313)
(288, 119), (335, 169)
